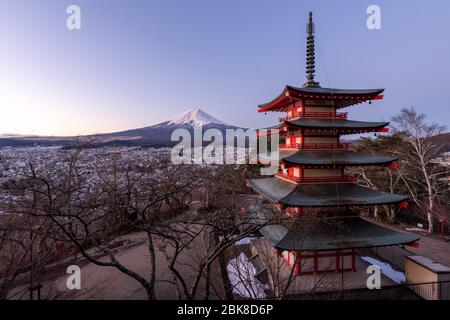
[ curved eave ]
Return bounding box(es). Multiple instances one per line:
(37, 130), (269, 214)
(281, 151), (397, 167)
(258, 87), (294, 112)
(258, 86), (384, 112)
(255, 215), (420, 251)
(283, 119), (389, 132)
(247, 177), (409, 207)
(257, 150), (397, 167)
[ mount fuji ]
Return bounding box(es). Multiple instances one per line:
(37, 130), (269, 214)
(0, 108), (241, 148)
(166, 108), (228, 127)
(96, 108), (240, 147)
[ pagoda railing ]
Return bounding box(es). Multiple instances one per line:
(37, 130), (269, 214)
(279, 111), (348, 122)
(279, 143), (350, 150)
(276, 172), (356, 184)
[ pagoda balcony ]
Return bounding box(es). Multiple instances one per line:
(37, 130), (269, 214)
(275, 172), (356, 184)
(279, 111), (348, 122)
(279, 142), (350, 150)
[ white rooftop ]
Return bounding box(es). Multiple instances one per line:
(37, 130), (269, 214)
(407, 255), (450, 273)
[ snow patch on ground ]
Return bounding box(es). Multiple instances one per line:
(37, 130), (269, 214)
(234, 237), (254, 245)
(405, 227), (426, 233)
(361, 256), (406, 284)
(219, 236), (255, 246)
(227, 252), (269, 299)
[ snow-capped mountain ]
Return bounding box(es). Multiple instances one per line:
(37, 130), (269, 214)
(100, 108), (240, 146)
(0, 108), (240, 148)
(103, 108), (239, 146)
(167, 108), (228, 127)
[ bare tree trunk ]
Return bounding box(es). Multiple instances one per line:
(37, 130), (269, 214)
(213, 230), (234, 300)
(146, 230), (156, 300)
(423, 166), (435, 232)
(203, 263), (211, 300)
(427, 198), (434, 233)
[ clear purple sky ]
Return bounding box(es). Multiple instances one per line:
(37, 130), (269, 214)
(1, 0), (449, 136)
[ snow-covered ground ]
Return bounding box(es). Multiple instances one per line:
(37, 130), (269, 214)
(227, 252), (268, 299)
(361, 256), (406, 284)
(405, 227), (427, 233)
(234, 237), (254, 245)
(219, 236), (256, 246)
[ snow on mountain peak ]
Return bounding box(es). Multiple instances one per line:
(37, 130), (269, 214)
(167, 108), (228, 127)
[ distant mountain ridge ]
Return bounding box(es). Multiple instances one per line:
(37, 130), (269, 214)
(0, 108), (240, 148)
(2, 110), (449, 151)
(433, 132), (450, 153)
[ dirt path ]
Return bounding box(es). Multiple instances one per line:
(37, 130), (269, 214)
(39, 230), (224, 300)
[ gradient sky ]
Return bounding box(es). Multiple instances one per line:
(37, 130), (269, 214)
(0, 0), (449, 136)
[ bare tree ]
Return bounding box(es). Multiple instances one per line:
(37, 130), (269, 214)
(0, 216), (29, 299)
(3, 147), (202, 300)
(154, 193), (270, 300)
(3, 144), (340, 300)
(391, 107), (448, 232)
(3, 145), (274, 300)
(352, 134), (407, 223)
(357, 166), (404, 223)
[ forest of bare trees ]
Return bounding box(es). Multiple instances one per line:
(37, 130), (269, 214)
(0, 146), (281, 299)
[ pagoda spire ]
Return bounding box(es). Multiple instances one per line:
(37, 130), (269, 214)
(302, 12), (320, 88)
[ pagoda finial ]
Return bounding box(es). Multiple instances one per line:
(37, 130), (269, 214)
(302, 11), (320, 88)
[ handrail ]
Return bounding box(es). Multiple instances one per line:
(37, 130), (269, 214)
(279, 143), (350, 150)
(279, 111), (348, 122)
(276, 172), (356, 184)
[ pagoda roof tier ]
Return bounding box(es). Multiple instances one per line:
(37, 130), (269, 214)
(247, 178), (408, 207)
(259, 150), (397, 167)
(283, 118), (389, 133)
(258, 86), (384, 112)
(254, 214), (419, 251)
(257, 119), (389, 135)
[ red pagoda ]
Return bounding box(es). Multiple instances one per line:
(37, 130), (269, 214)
(248, 12), (419, 275)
